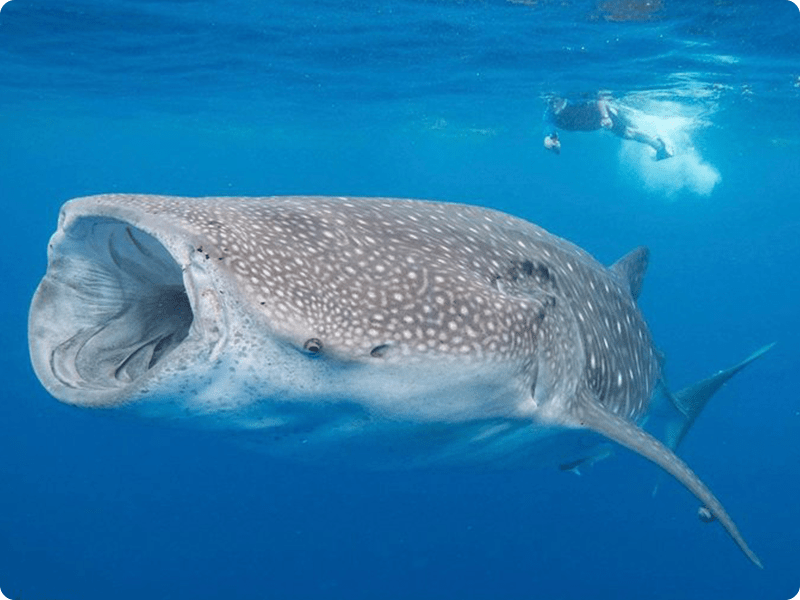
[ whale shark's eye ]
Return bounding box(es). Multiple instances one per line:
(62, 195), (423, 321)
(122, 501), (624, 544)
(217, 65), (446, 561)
(303, 338), (323, 356)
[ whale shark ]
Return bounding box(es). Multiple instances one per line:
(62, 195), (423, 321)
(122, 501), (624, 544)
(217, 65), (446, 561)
(28, 194), (769, 566)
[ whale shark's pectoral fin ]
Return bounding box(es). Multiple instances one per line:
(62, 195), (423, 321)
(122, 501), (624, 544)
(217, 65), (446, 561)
(572, 392), (762, 568)
(661, 343), (776, 451)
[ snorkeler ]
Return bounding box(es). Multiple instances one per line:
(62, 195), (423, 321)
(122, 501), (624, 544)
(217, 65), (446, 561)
(543, 95), (673, 160)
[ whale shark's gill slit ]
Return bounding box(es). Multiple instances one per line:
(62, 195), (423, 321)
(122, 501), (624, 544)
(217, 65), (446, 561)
(529, 360), (539, 398)
(149, 333), (176, 370)
(114, 339), (157, 383)
(492, 259), (558, 301)
(38, 217), (194, 394)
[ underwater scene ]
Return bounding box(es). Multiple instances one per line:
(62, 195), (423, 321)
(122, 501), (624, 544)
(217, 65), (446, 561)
(0, 0), (798, 598)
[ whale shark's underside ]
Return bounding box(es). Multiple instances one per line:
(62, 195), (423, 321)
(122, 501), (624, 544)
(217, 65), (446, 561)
(28, 194), (770, 566)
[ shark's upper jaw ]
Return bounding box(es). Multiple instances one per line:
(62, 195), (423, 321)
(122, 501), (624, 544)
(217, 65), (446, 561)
(28, 212), (222, 407)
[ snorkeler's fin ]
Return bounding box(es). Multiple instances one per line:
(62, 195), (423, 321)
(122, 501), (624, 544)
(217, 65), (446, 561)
(654, 137), (673, 161)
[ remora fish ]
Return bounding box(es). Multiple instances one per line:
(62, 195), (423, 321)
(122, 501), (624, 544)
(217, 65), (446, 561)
(28, 194), (768, 566)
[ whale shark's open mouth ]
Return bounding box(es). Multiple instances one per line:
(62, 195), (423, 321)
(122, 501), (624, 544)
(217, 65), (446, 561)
(29, 216), (194, 404)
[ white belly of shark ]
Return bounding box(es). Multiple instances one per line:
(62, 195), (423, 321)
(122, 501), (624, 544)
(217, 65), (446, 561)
(28, 194), (769, 567)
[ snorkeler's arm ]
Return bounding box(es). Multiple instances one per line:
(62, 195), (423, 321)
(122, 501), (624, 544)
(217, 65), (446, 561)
(598, 99), (613, 128)
(542, 109), (561, 153)
(542, 106), (559, 138)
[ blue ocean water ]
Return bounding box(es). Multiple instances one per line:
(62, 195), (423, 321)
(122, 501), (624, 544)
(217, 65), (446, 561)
(0, 0), (798, 598)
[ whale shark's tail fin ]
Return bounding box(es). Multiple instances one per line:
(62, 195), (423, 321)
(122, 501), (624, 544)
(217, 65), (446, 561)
(650, 343), (775, 502)
(661, 343), (775, 452)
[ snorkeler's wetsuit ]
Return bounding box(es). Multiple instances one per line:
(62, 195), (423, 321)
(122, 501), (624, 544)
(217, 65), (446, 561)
(544, 99), (630, 138)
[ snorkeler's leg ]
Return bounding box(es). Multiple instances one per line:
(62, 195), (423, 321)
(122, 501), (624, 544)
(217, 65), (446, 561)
(623, 127), (672, 160)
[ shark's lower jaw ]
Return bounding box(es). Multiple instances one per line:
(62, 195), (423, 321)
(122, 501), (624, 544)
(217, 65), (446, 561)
(29, 216), (196, 407)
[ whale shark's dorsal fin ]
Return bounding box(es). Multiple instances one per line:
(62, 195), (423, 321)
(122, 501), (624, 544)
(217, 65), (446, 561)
(661, 342), (776, 451)
(573, 390), (763, 569)
(610, 246), (649, 300)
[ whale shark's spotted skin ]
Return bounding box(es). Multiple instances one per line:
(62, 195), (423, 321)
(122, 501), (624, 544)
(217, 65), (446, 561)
(28, 194), (761, 567)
